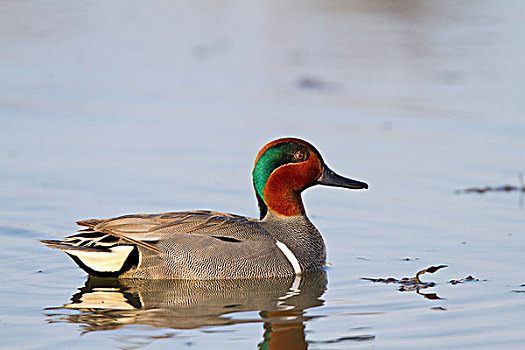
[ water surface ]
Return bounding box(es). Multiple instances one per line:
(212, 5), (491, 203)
(1, 1), (525, 349)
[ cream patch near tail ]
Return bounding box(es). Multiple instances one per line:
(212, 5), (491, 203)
(64, 246), (134, 273)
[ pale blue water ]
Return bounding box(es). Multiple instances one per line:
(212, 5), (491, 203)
(1, 1), (525, 349)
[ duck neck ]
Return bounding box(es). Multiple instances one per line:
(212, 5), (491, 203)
(260, 210), (326, 271)
(256, 180), (305, 219)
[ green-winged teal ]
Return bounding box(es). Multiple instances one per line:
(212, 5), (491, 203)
(42, 138), (368, 279)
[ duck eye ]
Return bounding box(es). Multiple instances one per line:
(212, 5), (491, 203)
(293, 151), (306, 161)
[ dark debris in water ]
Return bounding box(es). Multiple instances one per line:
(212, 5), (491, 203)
(309, 334), (375, 344)
(295, 76), (340, 92)
(456, 185), (525, 194)
(362, 265), (446, 285)
(448, 275), (483, 285)
(362, 266), (485, 299)
(456, 173), (525, 194)
(402, 257), (420, 261)
(418, 293), (442, 300)
(431, 306), (447, 311)
(357, 256), (373, 261)
(362, 265), (447, 295)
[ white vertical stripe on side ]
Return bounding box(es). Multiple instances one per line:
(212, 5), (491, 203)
(275, 240), (302, 275)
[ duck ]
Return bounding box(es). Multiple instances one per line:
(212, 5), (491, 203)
(41, 138), (368, 279)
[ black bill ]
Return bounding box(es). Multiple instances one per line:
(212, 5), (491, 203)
(317, 166), (368, 190)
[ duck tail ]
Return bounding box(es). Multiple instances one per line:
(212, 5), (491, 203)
(41, 238), (138, 277)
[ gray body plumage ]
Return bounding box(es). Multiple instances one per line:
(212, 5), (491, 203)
(42, 210), (326, 279)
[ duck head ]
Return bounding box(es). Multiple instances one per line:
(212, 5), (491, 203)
(252, 138), (368, 218)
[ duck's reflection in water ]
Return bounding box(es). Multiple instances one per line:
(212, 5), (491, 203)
(46, 271), (328, 348)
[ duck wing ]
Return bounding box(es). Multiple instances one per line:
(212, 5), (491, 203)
(43, 210), (269, 254)
(87, 210), (268, 244)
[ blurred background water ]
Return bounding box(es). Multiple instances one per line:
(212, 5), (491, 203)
(1, 1), (524, 349)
